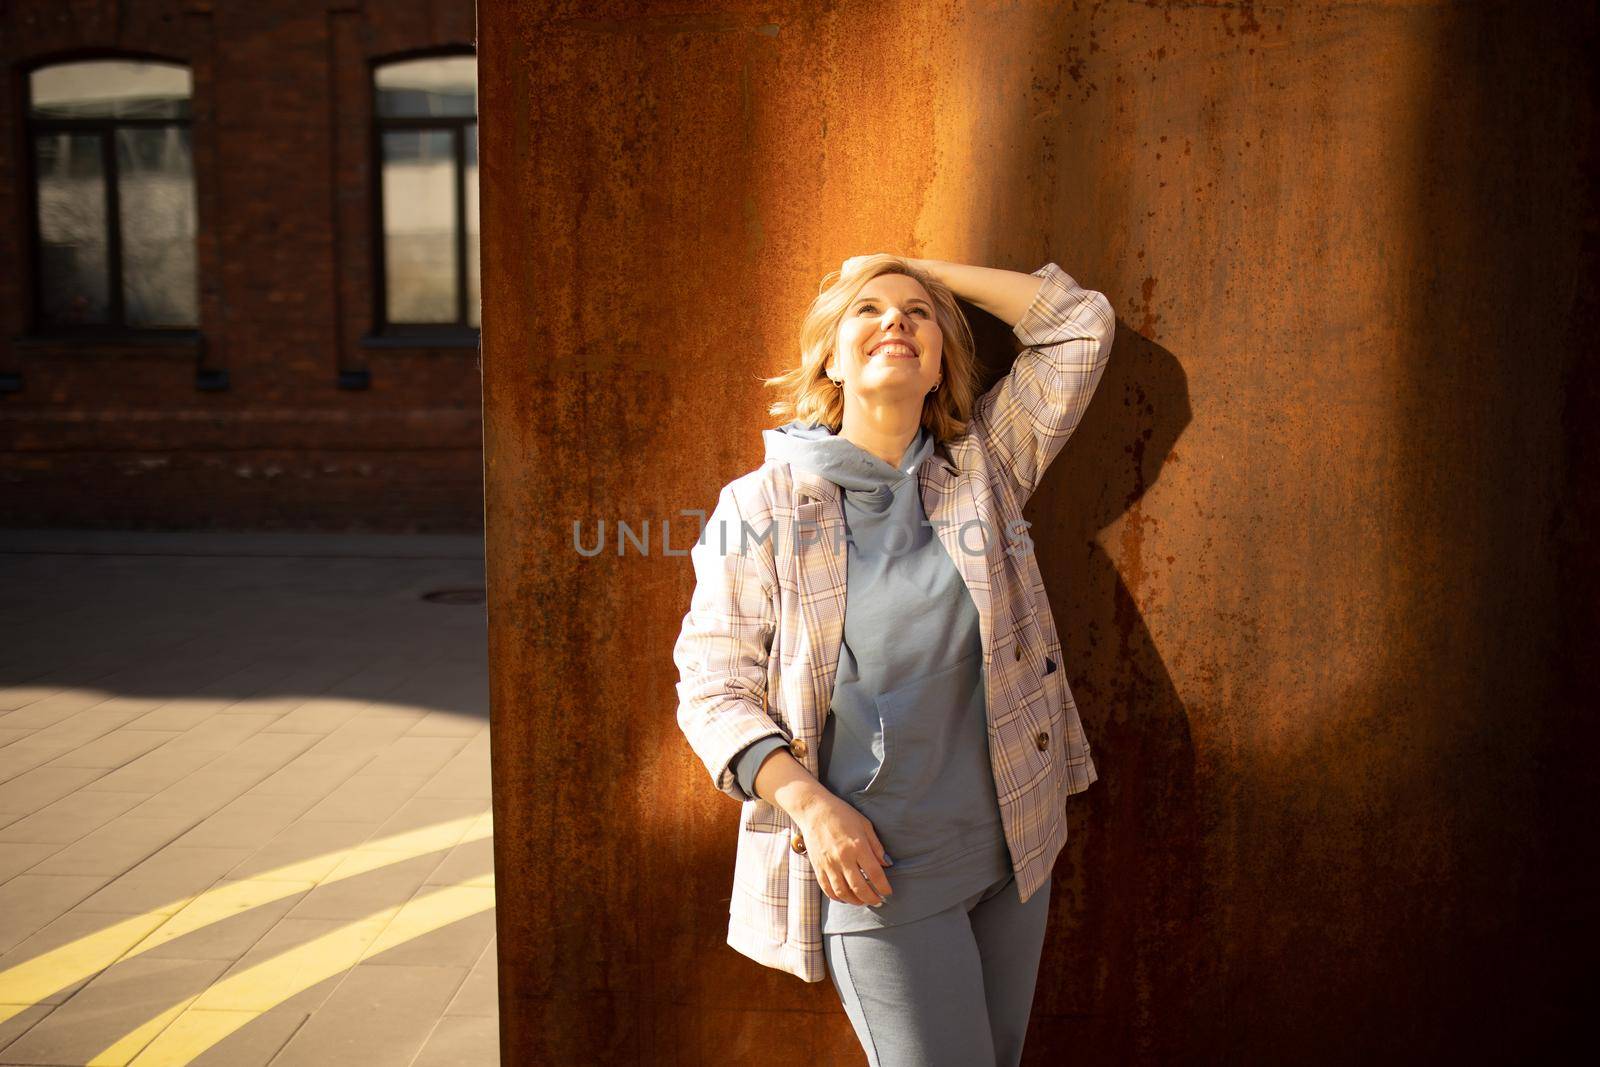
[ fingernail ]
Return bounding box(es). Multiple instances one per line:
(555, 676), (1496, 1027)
(883, 854), (893, 865)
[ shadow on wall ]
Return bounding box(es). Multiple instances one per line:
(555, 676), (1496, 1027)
(1003, 313), (1206, 1063)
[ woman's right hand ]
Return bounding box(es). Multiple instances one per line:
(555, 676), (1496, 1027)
(794, 792), (895, 906)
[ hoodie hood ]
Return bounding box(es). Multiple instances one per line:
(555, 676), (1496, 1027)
(762, 419), (934, 512)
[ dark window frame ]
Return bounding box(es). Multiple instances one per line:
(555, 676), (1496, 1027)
(369, 47), (479, 342)
(21, 51), (198, 339)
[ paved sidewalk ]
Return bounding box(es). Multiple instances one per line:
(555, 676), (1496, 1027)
(0, 529), (496, 1066)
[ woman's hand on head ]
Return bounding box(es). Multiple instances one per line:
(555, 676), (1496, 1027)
(842, 253), (923, 276)
(794, 792), (895, 906)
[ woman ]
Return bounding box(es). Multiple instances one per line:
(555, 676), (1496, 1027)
(674, 254), (1114, 1066)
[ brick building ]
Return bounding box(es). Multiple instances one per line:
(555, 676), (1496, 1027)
(1, 2), (484, 532)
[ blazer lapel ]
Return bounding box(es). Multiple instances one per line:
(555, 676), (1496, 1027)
(790, 468), (846, 745)
(919, 444), (996, 666)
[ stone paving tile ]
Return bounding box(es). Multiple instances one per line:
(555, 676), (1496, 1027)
(298, 774), (428, 824)
(0, 791), (147, 845)
(200, 731), (319, 777)
(404, 709), (489, 738)
(245, 752), (374, 799)
(25, 816), (195, 879)
(223, 685), (348, 720)
(445, 936), (499, 1017)
(1, 662), (240, 748)
(0, 684), (66, 716)
(207, 657), (365, 719)
(415, 758), (493, 801)
(300, 715), (427, 760)
(44, 729), (180, 770)
(415, 775), (491, 802)
(423, 833), (494, 889)
(224, 820), (381, 883)
(0, 954), (230, 1065)
(0, 649), (207, 707)
(164, 712), (279, 752)
(135, 886), (308, 962)
(267, 962), (469, 1067)
(192, 917), (393, 1017)
(358, 735), (470, 778)
(169, 792), (317, 849)
(38, 704), (154, 737)
(259, 659), (441, 742)
(186, 1009), (309, 1067)
(0, 743), (95, 785)
(79, 746), (222, 796)
(321, 655), (443, 703)
(0, 875), (112, 956)
(371, 796), (487, 842)
(283, 852), (442, 922)
(412, 1013), (499, 1067)
(361, 902), (495, 970)
(262, 696), (373, 736)
(0, 1004), (55, 1058)
(404, 660), (488, 705)
(0, 690), (117, 732)
(122, 772), (258, 824)
(0, 767), (108, 818)
(0, 842), (60, 882)
(124, 699), (237, 733)
(75, 845), (256, 915)
(0, 907), (169, 1005)
(0, 710), (155, 780)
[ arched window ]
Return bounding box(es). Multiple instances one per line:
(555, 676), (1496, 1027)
(373, 52), (479, 334)
(25, 58), (198, 331)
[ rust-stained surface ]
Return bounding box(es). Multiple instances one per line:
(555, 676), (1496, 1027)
(479, 1), (1594, 1062)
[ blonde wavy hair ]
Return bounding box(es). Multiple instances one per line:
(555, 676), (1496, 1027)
(764, 255), (980, 442)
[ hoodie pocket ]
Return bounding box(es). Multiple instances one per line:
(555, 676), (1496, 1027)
(853, 650), (984, 805)
(850, 650), (994, 865)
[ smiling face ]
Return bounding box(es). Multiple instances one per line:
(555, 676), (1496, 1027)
(827, 272), (944, 405)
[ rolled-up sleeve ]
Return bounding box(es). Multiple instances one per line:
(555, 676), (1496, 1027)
(731, 734), (791, 800)
(971, 262), (1116, 506)
(673, 483), (788, 803)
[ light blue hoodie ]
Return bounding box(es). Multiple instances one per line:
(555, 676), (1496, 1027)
(733, 419), (1011, 933)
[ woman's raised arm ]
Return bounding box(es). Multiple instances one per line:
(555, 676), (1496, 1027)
(906, 258), (1050, 328)
(917, 258), (1115, 507)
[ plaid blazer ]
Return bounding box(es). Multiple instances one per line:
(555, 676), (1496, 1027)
(674, 262), (1114, 983)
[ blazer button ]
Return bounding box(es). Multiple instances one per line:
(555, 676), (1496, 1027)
(789, 737), (808, 760)
(1035, 730), (1050, 751)
(791, 832), (807, 855)
(1014, 643), (1023, 662)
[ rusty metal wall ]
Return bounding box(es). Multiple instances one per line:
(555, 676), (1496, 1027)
(479, 1), (1595, 1062)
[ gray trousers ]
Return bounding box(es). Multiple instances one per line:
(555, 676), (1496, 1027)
(823, 870), (1052, 1067)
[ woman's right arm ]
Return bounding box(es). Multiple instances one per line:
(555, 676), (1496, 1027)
(749, 744), (895, 909)
(674, 483), (893, 906)
(673, 483), (792, 802)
